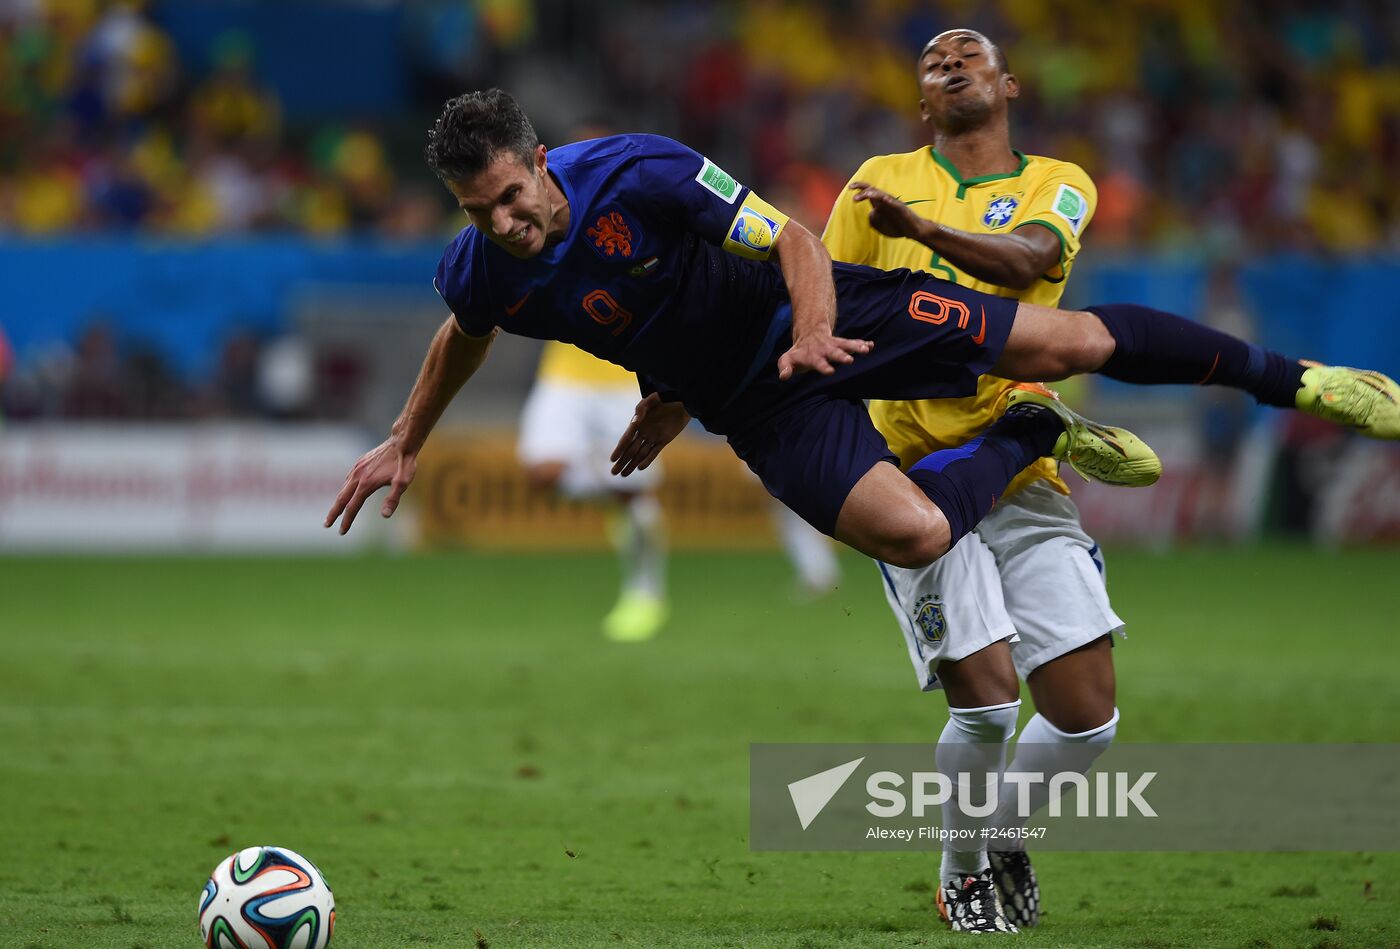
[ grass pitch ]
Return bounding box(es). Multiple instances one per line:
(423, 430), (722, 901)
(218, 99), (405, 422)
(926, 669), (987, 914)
(2, 546), (1398, 948)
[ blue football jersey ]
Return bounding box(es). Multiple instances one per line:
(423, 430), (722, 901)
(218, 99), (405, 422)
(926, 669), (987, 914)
(434, 134), (794, 419)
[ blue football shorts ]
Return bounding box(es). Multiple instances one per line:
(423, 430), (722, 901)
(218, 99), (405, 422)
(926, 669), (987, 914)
(717, 266), (1019, 536)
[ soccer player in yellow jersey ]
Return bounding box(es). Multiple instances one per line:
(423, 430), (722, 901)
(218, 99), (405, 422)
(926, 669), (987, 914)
(822, 30), (1114, 933)
(519, 340), (670, 641)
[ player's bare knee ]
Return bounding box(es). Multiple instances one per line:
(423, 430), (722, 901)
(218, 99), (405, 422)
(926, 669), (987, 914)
(1067, 309), (1115, 373)
(940, 649), (1020, 708)
(1044, 706), (1117, 736)
(1037, 681), (1117, 734)
(877, 515), (951, 569)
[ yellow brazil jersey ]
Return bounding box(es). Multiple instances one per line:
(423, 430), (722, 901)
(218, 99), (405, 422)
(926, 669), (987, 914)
(821, 147), (1096, 499)
(536, 340), (639, 388)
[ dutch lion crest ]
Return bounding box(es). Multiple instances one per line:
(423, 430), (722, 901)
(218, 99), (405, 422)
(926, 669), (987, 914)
(587, 210), (635, 258)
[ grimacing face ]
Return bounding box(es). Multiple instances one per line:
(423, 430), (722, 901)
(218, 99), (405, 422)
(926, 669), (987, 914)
(917, 31), (1017, 131)
(446, 144), (556, 258)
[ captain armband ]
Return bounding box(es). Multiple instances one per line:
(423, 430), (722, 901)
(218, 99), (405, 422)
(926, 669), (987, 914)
(721, 192), (790, 261)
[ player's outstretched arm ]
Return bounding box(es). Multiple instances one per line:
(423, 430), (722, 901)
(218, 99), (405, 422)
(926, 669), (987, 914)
(610, 393), (691, 477)
(325, 317), (496, 534)
(771, 222), (873, 380)
(849, 182), (1060, 290)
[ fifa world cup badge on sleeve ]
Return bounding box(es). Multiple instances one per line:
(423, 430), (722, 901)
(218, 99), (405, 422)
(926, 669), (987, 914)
(723, 193), (789, 260)
(1052, 184), (1088, 236)
(696, 158), (740, 203)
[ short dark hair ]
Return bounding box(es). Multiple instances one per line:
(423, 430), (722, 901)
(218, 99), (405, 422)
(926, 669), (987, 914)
(425, 89), (539, 183)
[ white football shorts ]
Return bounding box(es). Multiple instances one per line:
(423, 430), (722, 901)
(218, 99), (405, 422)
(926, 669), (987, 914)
(876, 481), (1124, 691)
(518, 380), (662, 495)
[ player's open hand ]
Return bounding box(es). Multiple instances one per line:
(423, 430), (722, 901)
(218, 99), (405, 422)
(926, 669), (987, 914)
(610, 393), (691, 476)
(325, 437), (418, 535)
(778, 332), (873, 380)
(849, 181), (928, 242)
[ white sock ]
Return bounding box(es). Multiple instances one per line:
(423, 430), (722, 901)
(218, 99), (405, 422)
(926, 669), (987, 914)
(992, 708), (1119, 851)
(617, 494), (666, 599)
(773, 503), (840, 592)
(937, 700), (1020, 882)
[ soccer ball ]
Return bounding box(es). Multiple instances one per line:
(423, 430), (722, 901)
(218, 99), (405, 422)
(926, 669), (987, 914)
(199, 846), (335, 949)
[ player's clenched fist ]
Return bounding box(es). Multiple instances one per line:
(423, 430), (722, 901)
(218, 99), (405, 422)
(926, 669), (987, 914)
(325, 437), (418, 535)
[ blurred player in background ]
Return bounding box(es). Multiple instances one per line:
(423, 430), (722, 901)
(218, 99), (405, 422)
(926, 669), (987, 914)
(519, 339), (668, 641)
(519, 337), (840, 643)
(822, 29), (1114, 933)
(517, 122), (668, 643)
(771, 501), (841, 600)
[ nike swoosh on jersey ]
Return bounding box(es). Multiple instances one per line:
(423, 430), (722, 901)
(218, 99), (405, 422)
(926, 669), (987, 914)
(504, 290), (533, 316)
(902, 199), (936, 206)
(971, 306), (987, 345)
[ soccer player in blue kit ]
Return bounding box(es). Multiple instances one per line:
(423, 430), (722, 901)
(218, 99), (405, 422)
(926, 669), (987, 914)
(326, 90), (1400, 572)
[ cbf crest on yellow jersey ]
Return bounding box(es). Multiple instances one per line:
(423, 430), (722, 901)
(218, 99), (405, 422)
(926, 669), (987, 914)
(821, 148), (1096, 498)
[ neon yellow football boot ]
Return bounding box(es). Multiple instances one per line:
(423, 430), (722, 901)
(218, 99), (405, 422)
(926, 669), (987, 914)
(602, 591), (668, 642)
(1004, 383), (1161, 487)
(1295, 364), (1400, 439)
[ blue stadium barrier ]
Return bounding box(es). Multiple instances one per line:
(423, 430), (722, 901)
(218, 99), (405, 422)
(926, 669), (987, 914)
(0, 237), (443, 378)
(2, 239), (1398, 380)
(1070, 255), (1400, 371)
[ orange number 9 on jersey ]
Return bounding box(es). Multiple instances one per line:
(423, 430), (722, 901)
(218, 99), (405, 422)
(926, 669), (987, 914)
(582, 289), (633, 336)
(907, 290), (971, 328)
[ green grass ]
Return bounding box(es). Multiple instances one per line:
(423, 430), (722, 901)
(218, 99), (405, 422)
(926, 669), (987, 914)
(1, 546), (1398, 948)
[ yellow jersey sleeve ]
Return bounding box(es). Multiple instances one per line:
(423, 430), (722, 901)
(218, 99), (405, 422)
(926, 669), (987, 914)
(819, 160), (879, 265)
(1011, 163), (1097, 282)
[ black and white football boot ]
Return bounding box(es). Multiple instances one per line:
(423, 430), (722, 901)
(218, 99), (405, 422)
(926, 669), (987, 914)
(988, 850), (1040, 928)
(935, 868), (1018, 934)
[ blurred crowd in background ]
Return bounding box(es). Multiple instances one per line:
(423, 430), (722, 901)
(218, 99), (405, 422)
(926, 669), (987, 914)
(3, 0), (1398, 247)
(0, 0), (443, 238)
(0, 320), (361, 421)
(0, 0), (1397, 425)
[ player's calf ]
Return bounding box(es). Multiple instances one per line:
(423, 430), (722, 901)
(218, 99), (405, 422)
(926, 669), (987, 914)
(1073, 302), (1400, 437)
(898, 388), (1155, 561)
(837, 387), (1154, 569)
